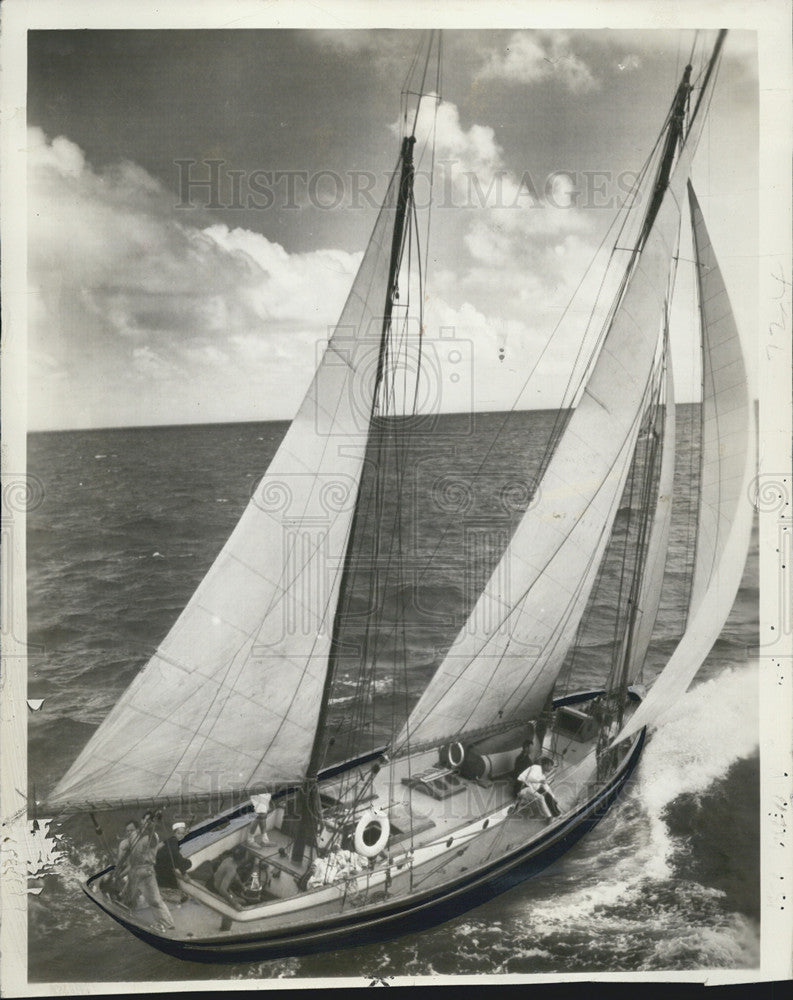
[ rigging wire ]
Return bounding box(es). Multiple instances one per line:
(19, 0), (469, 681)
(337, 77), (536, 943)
(411, 31), (436, 139)
(404, 106), (674, 612)
(369, 80), (680, 722)
(390, 355), (662, 755)
(386, 47), (720, 752)
(324, 30), (443, 771)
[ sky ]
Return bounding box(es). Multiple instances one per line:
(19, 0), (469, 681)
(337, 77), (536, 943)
(26, 28), (759, 430)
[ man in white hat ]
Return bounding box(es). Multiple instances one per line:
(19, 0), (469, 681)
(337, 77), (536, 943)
(154, 820), (193, 901)
(516, 759), (562, 820)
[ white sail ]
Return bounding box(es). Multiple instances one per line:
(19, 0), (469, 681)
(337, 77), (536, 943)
(624, 349), (676, 686)
(396, 132), (703, 752)
(688, 183), (753, 618)
(615, 183), (754, 742)
(49, 162), (403, 809)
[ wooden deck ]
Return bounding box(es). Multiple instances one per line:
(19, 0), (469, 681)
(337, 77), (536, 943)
(89, 720), (619, 944)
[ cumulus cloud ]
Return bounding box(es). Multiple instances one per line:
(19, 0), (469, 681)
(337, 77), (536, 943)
(27, 127), (362, 429)
(405, 97), (598, 316)
(27, 105), (608, 430)
(391, 95), (608, 411)
(479, 31), (598, 93)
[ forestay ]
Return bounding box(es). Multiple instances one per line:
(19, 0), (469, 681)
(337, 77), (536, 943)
(615, 182), (755, 742)
(49, 160), (403, 810)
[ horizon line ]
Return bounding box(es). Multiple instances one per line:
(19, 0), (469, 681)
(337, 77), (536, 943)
(27, 399), (723, 435)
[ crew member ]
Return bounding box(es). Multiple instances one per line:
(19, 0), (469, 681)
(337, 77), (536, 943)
(516, 760), (562, 819)
(214, 844), (249, 904)
(155, 821), (193, 897)
(511, 740), (535, 795)
(126, 814), (175, 930)
(246, 792), (272, 847)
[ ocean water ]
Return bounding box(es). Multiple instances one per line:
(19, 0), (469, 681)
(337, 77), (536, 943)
(26, 407), (759, 982)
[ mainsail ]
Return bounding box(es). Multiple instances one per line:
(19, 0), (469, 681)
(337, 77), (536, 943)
(394, 59), (718, 752)
(615, 181), (755, 741)
(49, 157), (405, 810)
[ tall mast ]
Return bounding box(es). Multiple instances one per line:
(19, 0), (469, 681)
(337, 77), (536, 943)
(638, 64), (692, 249)
(606, 32), (728, 736)
(689, 29), (727, 125)
(290, 135), (417, 863)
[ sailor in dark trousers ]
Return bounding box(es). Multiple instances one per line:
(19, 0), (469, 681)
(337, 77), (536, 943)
(154, 821), (192, 901)
(511, 740), (535, 796)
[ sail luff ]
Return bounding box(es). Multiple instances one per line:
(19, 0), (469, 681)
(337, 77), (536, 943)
(614, 181), (754, 742)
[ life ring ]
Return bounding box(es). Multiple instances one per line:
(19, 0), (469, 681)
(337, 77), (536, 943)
(353, 810), (390, 858)
(446, 741), (465, 769)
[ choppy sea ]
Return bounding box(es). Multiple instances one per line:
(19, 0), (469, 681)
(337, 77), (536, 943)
(26, 406), (759, 982)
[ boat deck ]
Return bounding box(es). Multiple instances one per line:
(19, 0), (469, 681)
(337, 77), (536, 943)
(88, 714), (613, 943)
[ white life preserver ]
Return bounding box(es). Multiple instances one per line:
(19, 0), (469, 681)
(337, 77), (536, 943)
(446, 741), (465, 769)
(353, 810), (390, 858)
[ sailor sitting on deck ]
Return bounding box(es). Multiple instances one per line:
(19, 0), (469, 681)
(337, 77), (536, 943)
(213, 845), (251, 904)
(510, 740), (536, 796)
(516, 760), (561, 819)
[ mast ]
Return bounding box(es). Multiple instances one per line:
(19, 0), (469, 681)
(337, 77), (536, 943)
(639, 28), (725, 250)
(291, 134), (416, 863)
(689, 29), (727, 125)
(638, 64), (692, 248)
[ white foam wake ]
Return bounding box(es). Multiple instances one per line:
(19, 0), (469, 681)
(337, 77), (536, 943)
(637, 660), (759, 876)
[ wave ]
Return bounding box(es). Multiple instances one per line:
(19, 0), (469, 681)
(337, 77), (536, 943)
(631, 661), (759, 890)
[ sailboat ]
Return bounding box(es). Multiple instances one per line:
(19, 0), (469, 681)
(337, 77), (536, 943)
(42, 30), (754, 962)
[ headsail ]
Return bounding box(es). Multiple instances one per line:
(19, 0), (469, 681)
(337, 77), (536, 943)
(615, 181), (755, 741)
(623, 342), (676, 687)
(49, 158), (405, 811)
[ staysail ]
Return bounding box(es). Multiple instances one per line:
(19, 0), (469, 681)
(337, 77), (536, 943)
(395, 54), (722, 752)
(624, 343), (676, 686)
(615, 181), (755, 741)
(49, 158), (405, 810)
